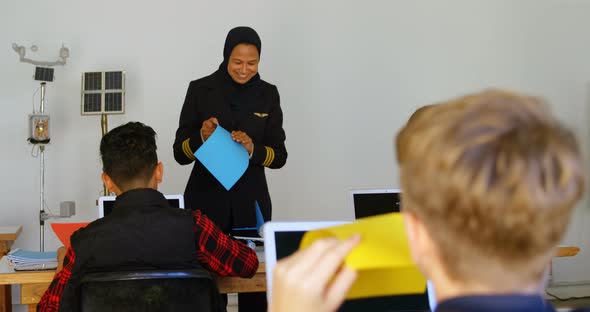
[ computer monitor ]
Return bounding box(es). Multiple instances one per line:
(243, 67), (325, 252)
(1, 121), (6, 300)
(97, 194), (184, 218)
(264, 221), (435, 312)
(350, 188), (401, 219)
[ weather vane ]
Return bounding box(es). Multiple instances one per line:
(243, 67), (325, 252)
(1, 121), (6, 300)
(13, 42), (72, 251)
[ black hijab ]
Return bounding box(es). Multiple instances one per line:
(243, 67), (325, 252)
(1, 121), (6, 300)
(221, 26), (262, 70)
(216, 26), (263, 118)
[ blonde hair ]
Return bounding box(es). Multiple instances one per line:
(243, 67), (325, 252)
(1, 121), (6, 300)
(396, 90), (585, 284)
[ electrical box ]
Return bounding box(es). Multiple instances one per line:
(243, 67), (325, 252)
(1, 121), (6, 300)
(60, 201), (76, 217)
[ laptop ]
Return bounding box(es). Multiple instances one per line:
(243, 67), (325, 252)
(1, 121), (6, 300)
(264, 221), (436, 312)
(97, 194), (185, 218)
(350, 188), (401, 219)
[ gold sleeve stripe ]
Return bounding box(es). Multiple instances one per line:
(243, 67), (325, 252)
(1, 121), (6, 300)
(269, 147), (275, 166)
(262, 147), (271, 166)
(182, 139), (189, 157)
(262, 147), (268, 166)
(182, 139), (196, 160)
(186, 140), (196, 160)
(263, 146), (275, 167)
(182, 139), (192, 159)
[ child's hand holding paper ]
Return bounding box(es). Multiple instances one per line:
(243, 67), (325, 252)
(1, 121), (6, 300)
(299, 213), (427, 300)
(270, 236), (361, 312)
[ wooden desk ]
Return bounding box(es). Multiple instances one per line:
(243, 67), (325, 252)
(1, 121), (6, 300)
(555, 246), (579, 258)
(0, 256), (266, 312)
(217, 263), (266, 294)
(0, 226), (22, 256)
(0, 226), (22, 312)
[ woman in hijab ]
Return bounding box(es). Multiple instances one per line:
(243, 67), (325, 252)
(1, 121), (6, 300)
(173, 26), (287, 311)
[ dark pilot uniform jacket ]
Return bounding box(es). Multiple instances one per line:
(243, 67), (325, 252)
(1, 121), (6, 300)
(173, 72), (287, 232)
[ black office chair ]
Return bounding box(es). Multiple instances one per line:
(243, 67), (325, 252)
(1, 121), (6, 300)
(80, 269), (223, 312)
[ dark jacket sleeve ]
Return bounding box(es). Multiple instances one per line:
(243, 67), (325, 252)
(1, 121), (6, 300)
(250, 85), (288, 169)
(173, 81), (205, 165)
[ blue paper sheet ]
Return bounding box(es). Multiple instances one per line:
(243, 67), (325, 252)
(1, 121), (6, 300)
(195, 125), (249, 190)
(232, 201), (265, 232)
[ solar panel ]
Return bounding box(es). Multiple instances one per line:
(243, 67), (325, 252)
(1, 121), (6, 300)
(105, 93), (122, 111)
(81, 71), (125, 115)
(84, 72), (102, 90)
(83, 94), (102, 113)
(35, 67), (54, 82)
(105, 71), (123, 89)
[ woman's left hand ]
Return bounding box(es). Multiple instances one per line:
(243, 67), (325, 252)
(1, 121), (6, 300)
(231, 131), (253, 155)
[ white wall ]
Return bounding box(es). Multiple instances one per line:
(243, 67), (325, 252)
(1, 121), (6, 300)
(1, 0), (589, 302)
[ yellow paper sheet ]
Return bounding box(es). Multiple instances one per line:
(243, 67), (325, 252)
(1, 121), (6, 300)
(299, 213), (426, 299)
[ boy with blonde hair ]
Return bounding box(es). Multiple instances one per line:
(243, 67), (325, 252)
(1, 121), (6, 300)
(271, 90), (587, 312)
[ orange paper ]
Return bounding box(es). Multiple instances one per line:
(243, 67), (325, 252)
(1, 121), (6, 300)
(50, 223), (90, 248)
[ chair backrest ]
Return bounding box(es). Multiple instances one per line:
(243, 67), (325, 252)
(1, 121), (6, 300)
(80, 269), (222, 312)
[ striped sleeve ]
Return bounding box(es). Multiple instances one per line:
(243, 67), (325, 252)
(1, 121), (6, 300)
(37, 248), (76, 312)
(262, 146), (275, 167)
(173, 81), (204, 165)
(192, 210), (259, 278)
(251, 143), (286, 169)
(248, 85), (287, 169)
(181, 138), (197, 161)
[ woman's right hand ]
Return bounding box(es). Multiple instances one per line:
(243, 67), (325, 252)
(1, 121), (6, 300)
(201, 117), (219, 141)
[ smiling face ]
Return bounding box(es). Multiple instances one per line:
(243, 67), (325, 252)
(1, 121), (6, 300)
(227, 43), (260, 84)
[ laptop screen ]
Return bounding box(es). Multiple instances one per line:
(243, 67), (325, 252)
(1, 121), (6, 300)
(98, 195), (184, 218)
(351, 189), (401, 219)
(273, 230), (431, 312)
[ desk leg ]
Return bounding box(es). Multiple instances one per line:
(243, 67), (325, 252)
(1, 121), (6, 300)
(0, 245), (15, 312)
(0, 285), (12, 312)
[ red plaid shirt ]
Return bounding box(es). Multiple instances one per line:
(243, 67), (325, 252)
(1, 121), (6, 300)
(37, 209), (259, 311)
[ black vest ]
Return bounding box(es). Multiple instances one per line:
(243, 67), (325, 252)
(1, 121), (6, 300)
(57, 189), (211, 311)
